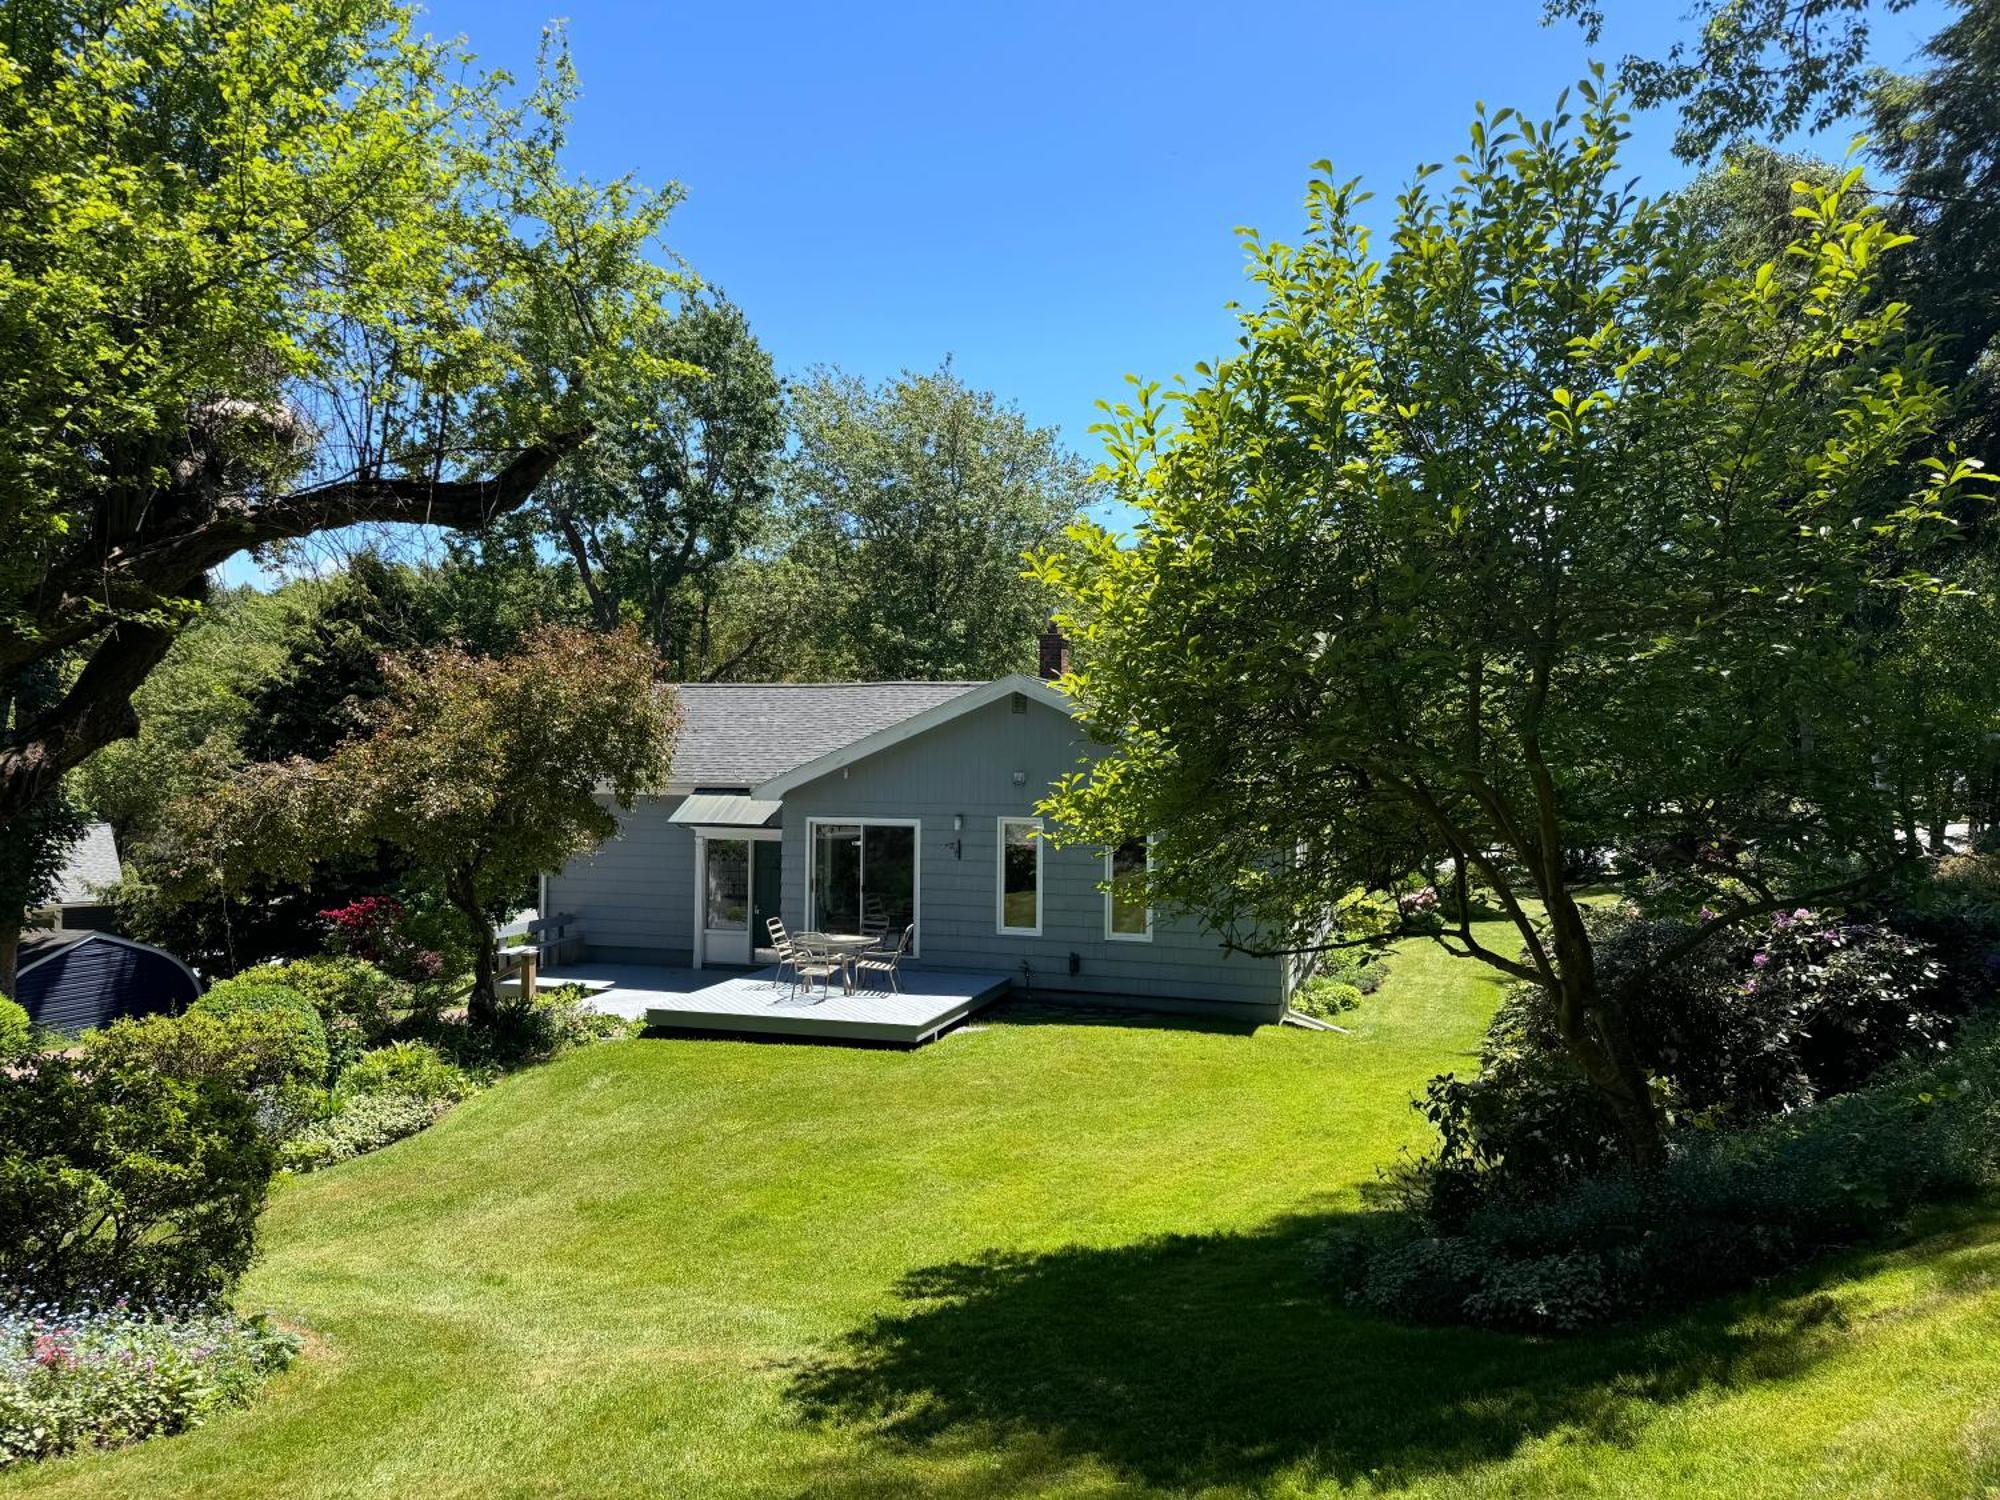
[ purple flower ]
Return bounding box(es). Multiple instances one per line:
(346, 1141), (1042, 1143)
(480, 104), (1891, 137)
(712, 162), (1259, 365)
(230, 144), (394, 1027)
(1752, 951), (1770, 968)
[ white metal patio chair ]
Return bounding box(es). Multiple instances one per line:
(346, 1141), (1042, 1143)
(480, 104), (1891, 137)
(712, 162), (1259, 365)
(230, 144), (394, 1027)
(786, 931), (844, 1002)
(767, 917), (802, 989)
(853, 924), (914, 995)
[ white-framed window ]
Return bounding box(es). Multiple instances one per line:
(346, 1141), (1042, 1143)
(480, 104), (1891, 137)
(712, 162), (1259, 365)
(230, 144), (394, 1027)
(996, 816), (1043, 936)
(1105, 837), (1153, 942)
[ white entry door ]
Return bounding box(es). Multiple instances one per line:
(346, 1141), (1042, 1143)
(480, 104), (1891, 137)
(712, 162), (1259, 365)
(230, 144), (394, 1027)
(700, 837), (752, 966)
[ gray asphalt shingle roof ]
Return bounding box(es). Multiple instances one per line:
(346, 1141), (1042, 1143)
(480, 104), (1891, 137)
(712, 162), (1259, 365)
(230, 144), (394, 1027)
(52, 822), (120, 905)
(665, 681), (985, 789)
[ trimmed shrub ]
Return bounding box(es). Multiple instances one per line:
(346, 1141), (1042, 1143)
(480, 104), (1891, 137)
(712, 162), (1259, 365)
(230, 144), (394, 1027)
(336, 1041), (478, 1104)
(226, 958), (405, 1076)
(0, 1033), (276, 1303)
(279, 1091), (446, 1172)
(229, 957), (404, 1035)
(190, 981), (329, 1086)
(0, 1297), (297, 1468)
(0, 1000), (30, 1064)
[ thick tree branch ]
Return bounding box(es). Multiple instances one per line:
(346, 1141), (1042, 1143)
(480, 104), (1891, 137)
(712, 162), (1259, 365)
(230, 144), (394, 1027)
(1, 432), (591, 827)
(0, 618), (182, 823)
(9, 431), (592, 675)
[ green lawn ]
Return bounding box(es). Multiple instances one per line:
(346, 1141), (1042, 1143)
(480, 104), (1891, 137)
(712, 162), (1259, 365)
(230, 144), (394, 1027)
(11, 934), (2000, 1498)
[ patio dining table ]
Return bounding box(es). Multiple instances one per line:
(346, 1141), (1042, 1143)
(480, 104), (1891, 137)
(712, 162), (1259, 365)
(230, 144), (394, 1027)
(795, 931), (881, 995)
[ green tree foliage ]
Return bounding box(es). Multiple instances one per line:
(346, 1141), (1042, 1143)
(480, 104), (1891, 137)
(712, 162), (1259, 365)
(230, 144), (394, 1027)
(1544, 0), (1920, 159)
(1870, 0), (2000, 455)
(0, 0), (677, 828)
(176, 625), (674, 1026)
(788, 364), (1096, 680)
(1032, 80), (1990, 1165)
(1563, 1), (2000, 456)
(516, 294), (788, 678)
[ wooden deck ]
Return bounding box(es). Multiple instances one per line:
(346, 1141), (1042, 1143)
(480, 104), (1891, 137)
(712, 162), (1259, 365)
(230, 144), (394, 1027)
(536, 962), (1012, 1045)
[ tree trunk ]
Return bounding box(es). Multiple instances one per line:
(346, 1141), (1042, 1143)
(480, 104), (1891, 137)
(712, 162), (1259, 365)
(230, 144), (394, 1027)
(1542, 885), (1665, 1172)
(0, 916), (18, 1000)
(446, 871), (500, 1029)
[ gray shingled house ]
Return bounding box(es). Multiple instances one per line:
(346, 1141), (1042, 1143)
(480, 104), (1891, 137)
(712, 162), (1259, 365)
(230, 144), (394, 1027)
(543, 650), (1291, 1026)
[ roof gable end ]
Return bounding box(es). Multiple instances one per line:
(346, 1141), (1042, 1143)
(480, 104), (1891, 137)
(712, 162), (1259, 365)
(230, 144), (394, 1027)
(752, 675), (1075, 798)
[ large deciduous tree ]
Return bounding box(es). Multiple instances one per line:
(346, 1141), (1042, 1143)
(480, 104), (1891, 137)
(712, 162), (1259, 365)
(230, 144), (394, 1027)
(0, 0), (677, 828)
(176, 625), (674, 1027)
(788, 365), (1095, 680)
(514, 294), (787, 679)
(1553, 0), (2000, 453)
(1033, 81), (1991, 1167)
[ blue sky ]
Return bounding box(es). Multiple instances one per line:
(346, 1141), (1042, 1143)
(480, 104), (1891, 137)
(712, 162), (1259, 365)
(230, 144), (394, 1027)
(236, 1), (1951, 582)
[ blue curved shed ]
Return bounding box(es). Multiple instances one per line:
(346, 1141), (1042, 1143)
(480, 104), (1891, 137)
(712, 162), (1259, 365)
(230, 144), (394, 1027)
(14, 931), (201, 1035)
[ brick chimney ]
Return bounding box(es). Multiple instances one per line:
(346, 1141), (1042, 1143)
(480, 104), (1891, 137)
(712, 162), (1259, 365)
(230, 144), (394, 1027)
(1037, 616), (1071, 680)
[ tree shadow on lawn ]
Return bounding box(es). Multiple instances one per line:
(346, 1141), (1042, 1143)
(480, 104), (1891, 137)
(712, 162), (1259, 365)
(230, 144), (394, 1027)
(784, 1208), (1885, 1497)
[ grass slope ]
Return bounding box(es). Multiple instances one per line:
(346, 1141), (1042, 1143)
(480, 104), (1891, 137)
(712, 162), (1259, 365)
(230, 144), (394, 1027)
(9, 934), (2000, 1498)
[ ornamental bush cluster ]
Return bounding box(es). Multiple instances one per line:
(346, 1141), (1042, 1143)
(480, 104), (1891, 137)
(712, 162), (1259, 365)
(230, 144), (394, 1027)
(0, 1297), (298, 1468)
(1326, 865), (2000, 1333)
(1412, 906), (1955, 1209)
(1316, 1014), (2000, 1331)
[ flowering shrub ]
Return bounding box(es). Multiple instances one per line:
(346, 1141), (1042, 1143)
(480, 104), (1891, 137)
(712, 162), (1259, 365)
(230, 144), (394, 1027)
(0, 1297), (297, 1468)
(1318, 1013), (2000, 1332)
(1410, 906), (1954, 1211)
(319, 896), (445, 983)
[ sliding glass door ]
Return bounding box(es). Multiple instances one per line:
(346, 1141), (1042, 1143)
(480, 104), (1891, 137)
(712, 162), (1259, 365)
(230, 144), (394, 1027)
(809, 821), (917, 948)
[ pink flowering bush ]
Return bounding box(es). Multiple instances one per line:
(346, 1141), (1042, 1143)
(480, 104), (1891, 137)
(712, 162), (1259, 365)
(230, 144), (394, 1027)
(0, 1297), (297, 1467)
(1408, 906), (1955, 1208)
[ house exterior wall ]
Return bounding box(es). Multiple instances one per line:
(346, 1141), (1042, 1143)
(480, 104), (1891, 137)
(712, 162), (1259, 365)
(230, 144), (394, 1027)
(545, 793), (697, 965)
(778, 696), (1285, 1021)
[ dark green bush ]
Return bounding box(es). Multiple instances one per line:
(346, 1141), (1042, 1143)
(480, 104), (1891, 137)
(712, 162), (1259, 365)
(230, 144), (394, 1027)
(1320, 1016), (2000, 1332)
(0, 1014), (279, 1303)
(411, 983), (626, 1070)
(1416, 907), (1953, 1208)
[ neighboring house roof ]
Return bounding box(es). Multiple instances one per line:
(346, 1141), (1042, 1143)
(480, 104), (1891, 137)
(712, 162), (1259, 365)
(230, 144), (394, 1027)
(666, 681), (986, 789)
(48, 821), (120, 906)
